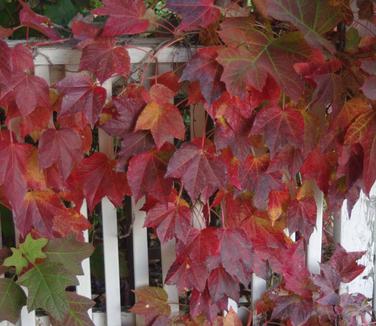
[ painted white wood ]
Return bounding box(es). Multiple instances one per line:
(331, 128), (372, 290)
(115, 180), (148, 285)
(98, 79), (122, 326)
(132, 198), (149, 326)
(34, 65), (50, 83)
(307, 189), (324, 274)
(35, 316), (49, 326)
(334, 184), (376, 299)
(251, 274), (267, 325)
(93, 312), (107, 326)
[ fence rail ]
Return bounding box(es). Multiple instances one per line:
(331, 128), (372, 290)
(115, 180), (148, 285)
(1, 42), (375, 326)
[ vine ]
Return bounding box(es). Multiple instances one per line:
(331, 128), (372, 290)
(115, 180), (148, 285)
(0, 0), (375, 325)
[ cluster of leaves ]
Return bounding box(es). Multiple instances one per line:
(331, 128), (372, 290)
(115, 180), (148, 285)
(0, 0), (375, 325)
(0, 234), (94, 325)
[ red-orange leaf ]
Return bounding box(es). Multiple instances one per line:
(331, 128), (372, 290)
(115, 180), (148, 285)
(135, 101), (185, 148)
(68, 152), (130, 212)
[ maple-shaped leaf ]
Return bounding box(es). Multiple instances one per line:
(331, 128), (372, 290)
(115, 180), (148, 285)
(268, 189), (290, 225)
(135, 101), (185, 148)
(52, 208), (92, 241)
(0, 26), (14, 39)
(361, 76), (376, 100)
(268, 145), (304, 178)
(44, 237), (94, 275)
(251, 106), (305, 155)
(0, 142), (32, 207)
(68, 152), (130, 212)
(3, 248), (28, 275)
(190, 287), (227, 322)
(13, 190), (67, 238)
(130, 286), (171, 325)
(18, 261), (78, 321)
(38, 128), (83, 180)
(180, 48), (225, 105)
(217, 30), (311, 100)
(71, 16), (101, 42)
(0, 40), (11, 84)
(127, 147), (173, 202)
(166, 0), (221, 31)
(219, 228), (253, 286)
(287, 197), (317, 239)
(50, 292), (95, 326)
(4, 72), (51, 116)
(19, 0), (61, 40)
(19, 105), (52, 141)
(166, 139), (225, 201)
(92, 0), (150, 37)
(101, 95), (145, 137)
(56, 72), (107, 127)
(263, 0), (343, 52)
(118, 131), (155, 164)
(144, 192), (192, 243)
(207, 266), (239, 302)
(0, 278), (26, 323)
(80, 39), (130, 83)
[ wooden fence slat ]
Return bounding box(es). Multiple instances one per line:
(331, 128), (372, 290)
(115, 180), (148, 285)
(98, 79), (122, 326)
(307, 189), (324, 274)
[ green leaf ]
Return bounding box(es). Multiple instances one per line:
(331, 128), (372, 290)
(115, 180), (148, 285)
(50, 292), (95, 326)
(20, 234), (48, 264)
(0, 278), (27, 323)
(44, 0), (77, 26)
(18, 261), (78, 321)
(3, 248), (28, 275)
(44, 237), (94, 275)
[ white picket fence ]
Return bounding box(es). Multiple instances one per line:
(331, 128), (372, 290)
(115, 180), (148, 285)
(1, 41), (376, 326)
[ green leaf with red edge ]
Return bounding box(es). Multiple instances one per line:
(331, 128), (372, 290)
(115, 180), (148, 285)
(50, 292), (95, 326)
(56, 72), (107, 127)
(68, 152), (130, 212)
(144, 192), (192, 244)
(38, 128), (83, 180)
(180, 48), (225, 105)
(135, 101), (185, 148)
(217, 30), (311, 100)
(79, 39), (130, 83)
(262, 0), (342, 52)
(251, 106), (305, 155)
(19, 0), (61, 40)
(92, 0), (150, 37)
(166, 0), (221, 31)
(44, 237), (94, 275)
(0, 278), (26, 324)
(166, 139), (225, 201)
(127, 147), (173, 202)
(130, 287), (171, 325)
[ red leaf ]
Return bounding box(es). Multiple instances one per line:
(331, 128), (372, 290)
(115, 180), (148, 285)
(56, 72), (107, 127)
(19, 106), (52, 141)
(144, 192), (192, 243)
(101, 94), (145, 137)
(166, 139), (225, 201)
(19, 1), (60, 40)
(207, 266), (239, 302)
(13, 190), (65, 238)
(287, 197), (317, 239)
(135, 101), (185, 148)
(127, 148), (173, 202)
(180, 48), (225, 105)
(68, 152), (130, 212)
(268, 145), (304, 178)
(190, 288), (226, 322)
(0, 40), (11, 85)
(0, 26), (14, 38)
(80, 39), (130, 83)
(92, 0), (150, 37)
(263, 0), (343, 52)
(268, 189), (290, 225)
(217, 30), (311, 100)
(38, 128), (83, 180)
(52, 208), (91, 240)
(71, 16), (101, 41)
(166, 0), (221, 31)
(118, 131), (155, 164)
(251, 106), (305, 155)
